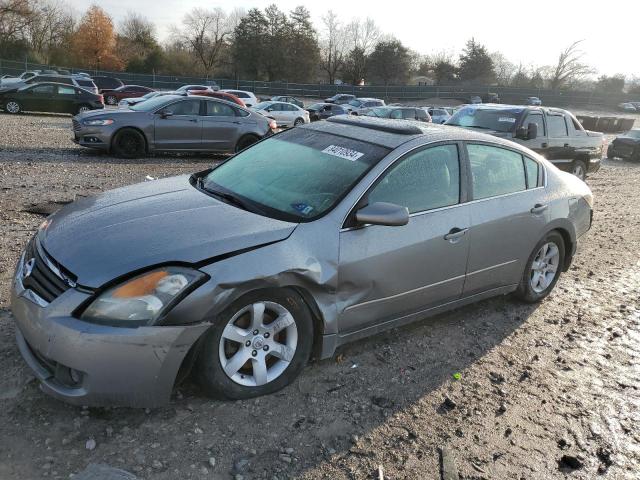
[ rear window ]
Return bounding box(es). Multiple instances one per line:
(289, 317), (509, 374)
(202, 128), (390, 221)
(76, 80), (94, 87)
(448, 107), (522, 133)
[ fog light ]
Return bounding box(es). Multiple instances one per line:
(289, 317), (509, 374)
(69, 368), (83, 384)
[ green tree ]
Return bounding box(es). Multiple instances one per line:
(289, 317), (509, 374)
(233, 8), (267, 79)
(285, 6), (319, 82)
(458, 38), (494, 83)
(261, 4), (289, 81)
(342, 46), (367, 85)
(367, 39), (411, 85)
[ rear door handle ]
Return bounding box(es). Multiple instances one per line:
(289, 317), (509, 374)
(564, 143), (570, 147)
(189, 118), (198, 123)
(530, 203), (548, 214)
(444, 227), (468, 243)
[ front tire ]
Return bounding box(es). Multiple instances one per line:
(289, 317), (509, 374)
(5, 100), (21, 114)
(571, 160), (587, 180)
(76, 104), (91, 115)
(515, 231), (565, 303)
(235, 134), (259, 153)
(105, 95), (117, 105)
(111, 128), (146, 158)
(293, 118), (304, 126)
(197, 288), (314, 400)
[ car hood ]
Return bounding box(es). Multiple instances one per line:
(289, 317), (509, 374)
(40, 175), (298, 288)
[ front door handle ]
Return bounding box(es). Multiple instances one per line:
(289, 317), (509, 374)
(530, 203), (548, 214)
(541, 142), (548, 148)
(564, 143), (570, 147)
(189, 118), (198, 123)
(444, 227), (468, 243)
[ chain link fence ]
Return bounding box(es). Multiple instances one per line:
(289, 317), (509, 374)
(0, 57), (636, 108)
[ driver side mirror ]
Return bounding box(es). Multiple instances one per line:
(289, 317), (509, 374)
(159, 110), (173, 119)
(355, 202), (409, 227)
(516, 122), (538, 140)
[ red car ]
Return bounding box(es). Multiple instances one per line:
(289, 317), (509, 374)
(102, 85), (154, 106)
(189, 90), (246, 107)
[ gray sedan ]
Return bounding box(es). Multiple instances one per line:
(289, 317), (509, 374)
(12, 116), (593, 407)
(72, 95), (276, 157)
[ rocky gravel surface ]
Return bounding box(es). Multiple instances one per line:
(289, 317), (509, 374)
(0, 112), (639, 479)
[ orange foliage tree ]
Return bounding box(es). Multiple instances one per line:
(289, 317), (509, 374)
(72, 5), (122, 71)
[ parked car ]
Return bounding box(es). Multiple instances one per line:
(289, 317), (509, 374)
(220, 89), (258, 107)
(0, 70), (41, 84)
(426, 106), (451, 124)
(306, 102), (347, 121)
(189, 90), (246, 107)
(2, 73), (94, 90)
(607, 128), (640, 161)
(72, 95), (276, 157)
(72, 76), (99, 95)
(324, 94), (356, 105)
(176, 85), (212, 93)
(527, 97), (542, 106)
(343, 97), (385, 115)
(446, 104), (603, 180)
(251, 101), (310, 127)
(118, 91), (185, 108)
(11, 115), (594, 407)
(92, 76), (124, 93)
(271, 95), (303, 108)
(618, 102), (637, 112)
(0, 82), (104, 115)
(102, 85), (154, 105)
(363, 106), (431, 123)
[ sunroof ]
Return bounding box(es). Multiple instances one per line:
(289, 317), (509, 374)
(326, 116), (424, 135)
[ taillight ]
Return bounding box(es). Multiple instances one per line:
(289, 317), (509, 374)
(269, 120), (277, 131)
(99, 95), (104, 104)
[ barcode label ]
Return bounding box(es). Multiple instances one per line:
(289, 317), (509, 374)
(322, 145), (364, 161)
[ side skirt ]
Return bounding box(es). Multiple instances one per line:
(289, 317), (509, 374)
(318, 284), (519, 359)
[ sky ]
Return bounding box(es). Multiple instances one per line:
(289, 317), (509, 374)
(66, 0), (639, 77)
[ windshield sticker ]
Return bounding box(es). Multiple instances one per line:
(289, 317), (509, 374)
(322, 145), (365, 161)
(499, 117), (516, 123)
(291, 203), (314, 215)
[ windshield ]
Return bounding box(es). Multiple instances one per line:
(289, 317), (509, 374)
(348, 99), (363, 107)
(253, 101), (272, 110)
(201, 129), (390, 221)
(130, 96), (180, 112)
(307, 103), (324, 110)
(626, 130), (640, 139)
(447, 106), (522, 132)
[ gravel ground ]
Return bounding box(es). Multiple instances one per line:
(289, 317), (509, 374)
(0, 112), (639, 480)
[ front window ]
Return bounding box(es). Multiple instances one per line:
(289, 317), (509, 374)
(523, 113), (546, 136)
(368, 145), (460, 213)
(201, 129), (390, 221)
(162, 99), (201, 116)
(365, 107), (392, 118)
(547, 115), (568, 137)
(448, 107), (522, 133)
(253, 101), (272, 110)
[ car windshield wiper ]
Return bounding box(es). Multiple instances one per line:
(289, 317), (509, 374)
(204, 184), (263, 214)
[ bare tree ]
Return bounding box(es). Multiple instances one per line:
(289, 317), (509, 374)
(548, 40), (595, 89)
(319, 10), (347, 84)
(175, 7), (234, 76)
(345, 17), (379, 54)
(490, 51), (514, 86)
(0, 0), (32, 45)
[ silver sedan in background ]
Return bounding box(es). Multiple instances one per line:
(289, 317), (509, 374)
(250, 101), (310, 127)
(12, 116), (593, 407)
(73, 95), (276, 157)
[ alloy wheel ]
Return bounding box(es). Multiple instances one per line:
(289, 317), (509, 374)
(116, 132), (143, 155)
(530, 242), (560, 293)
(6, 101), (20, 114)
(572, 162), (586, 180)
(106, 96), (117, 105)
(78, 106), (90, 114)
(218, 301), (298, 387)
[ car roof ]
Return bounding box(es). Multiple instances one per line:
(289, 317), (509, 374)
(302, 115), (533, 150)
(355, 97), (382, 101)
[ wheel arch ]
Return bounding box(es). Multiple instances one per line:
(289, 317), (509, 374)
(111, 126), (149, 153)
(547, 226), (575, 271)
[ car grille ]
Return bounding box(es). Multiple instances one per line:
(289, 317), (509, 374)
(22, 237), (75, 303)
(72, 119), (81, 132)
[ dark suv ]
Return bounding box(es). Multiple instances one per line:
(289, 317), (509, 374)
(92, 76), (124, 93)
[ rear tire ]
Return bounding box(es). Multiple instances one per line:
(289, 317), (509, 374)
(196, 288), (314, 400)
(5, 100), (21, 114)
(571, 160), (587, 181)
(111, 128), (146, 158)
(515, 231), (565, 303)
(293, 118), (304, 126)
(235, 134), (259, 153)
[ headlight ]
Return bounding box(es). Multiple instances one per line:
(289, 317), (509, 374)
(80, 267), (207, 326)
(83, 119), (114, 126)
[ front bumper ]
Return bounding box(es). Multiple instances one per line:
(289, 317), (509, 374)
(588, 157), (601, 173)
(11, 257), (209, 408)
